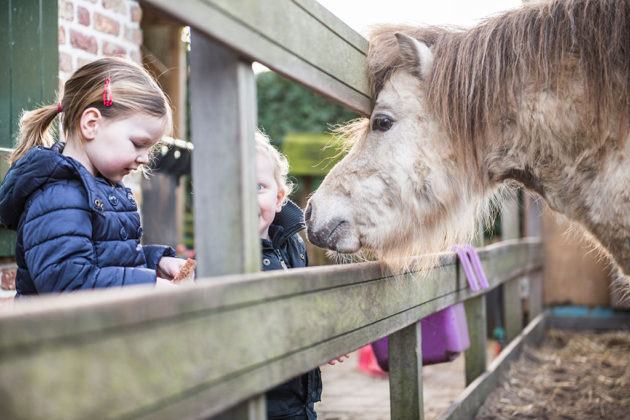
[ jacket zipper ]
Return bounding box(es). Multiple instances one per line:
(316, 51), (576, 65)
(274, 249), (288, 270)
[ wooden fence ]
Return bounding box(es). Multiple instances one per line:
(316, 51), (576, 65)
(0, 1), (544, 419)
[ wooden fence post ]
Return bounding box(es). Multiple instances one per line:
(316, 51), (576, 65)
(189, 30), (260, 277)
(502, 278), (523, 343)
(523, 195), (544, 319)
(389, 321), (424, 420)
(189, 29), (264, 419)
(501, 191), (523, 343)
(464, 222), (488, 386)
(464, 295), (487, 386)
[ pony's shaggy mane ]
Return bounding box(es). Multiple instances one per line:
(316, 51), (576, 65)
(368, 0), (630, 163)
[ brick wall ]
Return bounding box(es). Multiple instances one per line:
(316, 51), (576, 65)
(58, 0), (143, 84)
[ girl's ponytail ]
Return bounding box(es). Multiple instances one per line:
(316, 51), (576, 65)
(10, 104), (60, 165)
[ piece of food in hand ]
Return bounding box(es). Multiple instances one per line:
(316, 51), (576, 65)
(172, 258), (196, 283)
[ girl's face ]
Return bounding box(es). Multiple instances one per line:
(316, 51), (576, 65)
(256, 152), (284, 240)
(82, 110), (167, 183)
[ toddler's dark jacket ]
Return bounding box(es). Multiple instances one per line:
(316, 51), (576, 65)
(0, 143), (175, 296)
(263, 200), (322, 420)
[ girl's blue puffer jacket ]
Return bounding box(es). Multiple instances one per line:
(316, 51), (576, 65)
(0, 143), (175, 296)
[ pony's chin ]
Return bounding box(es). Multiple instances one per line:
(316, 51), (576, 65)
(330, 235), (361, 254)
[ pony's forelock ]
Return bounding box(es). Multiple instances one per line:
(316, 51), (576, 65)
(330, 118), (369, 154)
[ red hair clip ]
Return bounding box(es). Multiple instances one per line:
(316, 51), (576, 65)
(103, 78), (113, 107)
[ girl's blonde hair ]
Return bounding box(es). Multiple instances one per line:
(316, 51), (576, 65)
(255, 130), (293, 204)
(10, 57), (172, 165)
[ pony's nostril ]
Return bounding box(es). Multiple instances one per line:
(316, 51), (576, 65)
(307, 217), (349, 250)
(304, 202), (313, 222)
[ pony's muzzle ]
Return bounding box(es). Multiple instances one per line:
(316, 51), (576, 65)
(305, 202), (358, 252)
(307, 218), (348, 251)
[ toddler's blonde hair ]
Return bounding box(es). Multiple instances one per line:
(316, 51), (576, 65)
(255, 130), (293, 204)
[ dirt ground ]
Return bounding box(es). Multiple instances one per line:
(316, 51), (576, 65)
(476, 329), (630, 419)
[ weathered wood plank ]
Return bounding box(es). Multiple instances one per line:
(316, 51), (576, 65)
(189, 30), (260, 277)
(0, 240), (541, 348)
(503, 278), (523, 343)
(440, 313), (547, 420)
(389, 321), (423, 420)
(500, 191), (520, 241)
(133, 289), (460, 420)
(546, 308), (630, 330)
(0, 240), (542, 419)
(523, 195), (543, 319)
(142, 0), (371, 115)
(140, 173), (179, 246)
(293, 0), (367, 49)
(522, 195), (542, 237)
(528, 270), (543, 319)
(464, 295), (487, 386)
(500, 191), (523, 343)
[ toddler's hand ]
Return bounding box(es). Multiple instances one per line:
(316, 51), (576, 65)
(157, 256), (187, 280)
(328, 354), (350, 365)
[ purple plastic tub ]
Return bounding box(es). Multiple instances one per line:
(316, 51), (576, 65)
(371, 303), (470, 370)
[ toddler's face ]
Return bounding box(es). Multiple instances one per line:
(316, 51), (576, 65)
(256, 152), (284, 240)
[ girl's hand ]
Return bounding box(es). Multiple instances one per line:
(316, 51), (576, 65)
(157, 257), (187, 280)
(155, 277), (178, 288)
(328, 354), (351, 365)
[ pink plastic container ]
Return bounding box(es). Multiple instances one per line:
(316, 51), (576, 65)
(371, 303), (470, 369)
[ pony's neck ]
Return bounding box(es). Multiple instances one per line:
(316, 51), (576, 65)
(484, 109), (630, 276)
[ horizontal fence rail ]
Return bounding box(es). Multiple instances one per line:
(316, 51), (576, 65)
(143, 0), (371, 116)
(0, 239), (542, 419)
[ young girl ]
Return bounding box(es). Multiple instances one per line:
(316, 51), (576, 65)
(0, 57), (186, 296)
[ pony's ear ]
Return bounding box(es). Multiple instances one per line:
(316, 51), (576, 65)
(395, 32), (433, 80)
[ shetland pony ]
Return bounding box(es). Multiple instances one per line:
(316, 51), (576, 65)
(305, 0), (630, 275)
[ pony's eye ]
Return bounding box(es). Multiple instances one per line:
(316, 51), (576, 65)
(371, 115), (394, 131)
